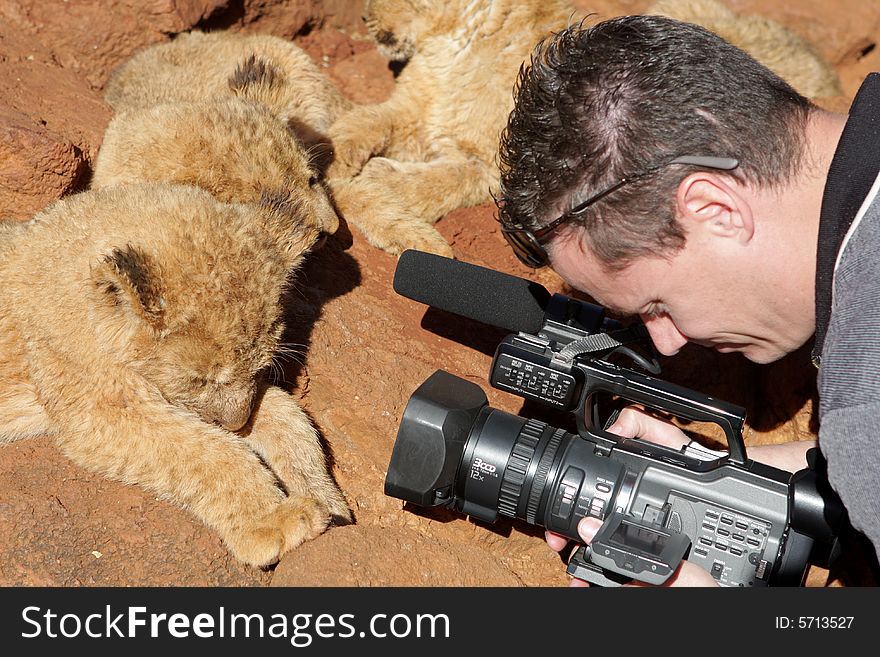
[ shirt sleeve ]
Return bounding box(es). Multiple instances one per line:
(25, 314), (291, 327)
(819, 402), (880, 556)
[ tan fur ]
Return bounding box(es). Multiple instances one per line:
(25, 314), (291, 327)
(326, 0), (587, 257)
(104, 30), (351, 134)
(647, 0), (842, 98)
(0, 184), (351, 566)
(92, 95), (340, 236)
(327, 0), (841, 256)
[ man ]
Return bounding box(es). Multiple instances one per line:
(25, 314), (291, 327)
(495, 15), (880, 586)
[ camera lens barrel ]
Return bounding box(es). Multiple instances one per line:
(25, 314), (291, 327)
(497, 418), (544, 518)
(456, 407), (529, 522)
(455, 407), (627, 540)
(387, 369), (627, 540)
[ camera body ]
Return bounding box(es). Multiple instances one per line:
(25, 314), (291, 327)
(385, 251), (844, 586)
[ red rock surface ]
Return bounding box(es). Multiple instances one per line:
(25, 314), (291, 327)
(1, 0), (877, 587)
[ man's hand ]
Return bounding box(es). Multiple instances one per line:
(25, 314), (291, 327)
(604, 405), (694, 448)
(608, 407), (815, 471)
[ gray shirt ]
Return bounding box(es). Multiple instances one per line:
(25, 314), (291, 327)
(818, 176), (880, 553)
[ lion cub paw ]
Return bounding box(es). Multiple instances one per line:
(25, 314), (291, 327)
(228, 496), (330, 567)
(327, 130), (375, 179)
(364, 219), (453, 258)
(326, 154), (364, 180)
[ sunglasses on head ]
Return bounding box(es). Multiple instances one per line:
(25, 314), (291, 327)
(500, 155), (740, 269)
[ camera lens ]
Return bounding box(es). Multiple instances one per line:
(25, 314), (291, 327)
(454, 407), (627, 540)
(454, 409), (564, 522)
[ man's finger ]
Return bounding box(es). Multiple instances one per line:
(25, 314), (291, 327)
(545, 530), (569, 553)
(606, 407), (643, 438)
(607, 407), (689, 449)
(577, 516), (603, 544)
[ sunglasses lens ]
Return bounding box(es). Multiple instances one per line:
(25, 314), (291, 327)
(502, 229), (548, 268)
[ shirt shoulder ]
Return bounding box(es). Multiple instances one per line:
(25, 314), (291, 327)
(819, 194), (880, 415)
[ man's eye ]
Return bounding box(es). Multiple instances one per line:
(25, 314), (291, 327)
(643, 303), (666, 318)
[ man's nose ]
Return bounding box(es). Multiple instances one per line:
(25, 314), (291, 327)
(640, 313), (689, 356)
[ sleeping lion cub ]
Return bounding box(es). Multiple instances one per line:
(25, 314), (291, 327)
(327, 0), (587, 257)
(327, 0), (841, 256)
(0, 183), (350, 567)
(104, 30), (351, 137)
(102, 30), (461, 256)
(95, 53), (341, 238)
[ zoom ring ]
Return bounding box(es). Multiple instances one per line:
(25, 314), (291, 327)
(497, 420), (545, 518)
(526, 427), (566, 524)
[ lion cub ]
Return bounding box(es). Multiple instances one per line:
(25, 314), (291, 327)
(101, 29), (455, 256)
(326, 0), (841, 257)
(94, 55), (340, 238)
(0, 183), (350, 567)
(326, 0), (587, 257)
(104, 30), (351, 136)
(647, 0), (841, 98)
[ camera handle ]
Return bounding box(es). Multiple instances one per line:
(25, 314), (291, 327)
(572, 358), (749, 465)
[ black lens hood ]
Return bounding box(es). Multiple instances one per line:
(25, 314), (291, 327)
(384, 370), (488, 507)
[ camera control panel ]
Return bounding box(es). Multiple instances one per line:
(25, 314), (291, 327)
(670, 494), (772, 587)
(491, 349), (578, 409)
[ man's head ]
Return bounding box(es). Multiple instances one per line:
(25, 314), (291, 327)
(497, 15), (825, 363)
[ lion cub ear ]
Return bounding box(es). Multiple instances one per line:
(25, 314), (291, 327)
(228, 55), (283, 98)
(258, 191), (321, 258)
(91, 245), (166, 330)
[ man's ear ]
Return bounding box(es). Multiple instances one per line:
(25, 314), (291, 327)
(675, 173), (755, 244)
(91, 245), (166, 330)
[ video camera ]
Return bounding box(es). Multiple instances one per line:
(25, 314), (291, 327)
(384, 249), (845, 586)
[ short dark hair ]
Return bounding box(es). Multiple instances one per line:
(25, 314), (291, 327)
(497, 15), (814, 270)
